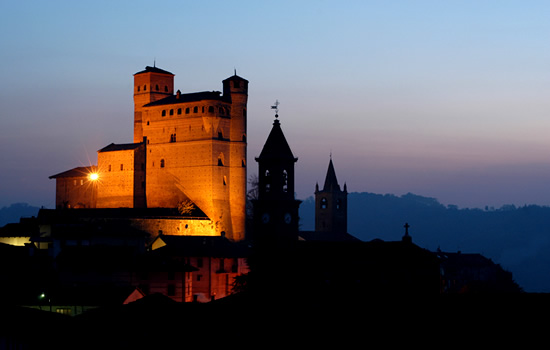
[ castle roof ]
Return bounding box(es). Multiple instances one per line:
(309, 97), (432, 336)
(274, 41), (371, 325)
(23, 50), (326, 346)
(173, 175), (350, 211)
(134, 66), (174, 76)
(49, 166), (97, 179)
(98, 142), (142, 153)
(151, 235), (249, 258)
(256, 118), (297, 162)
(144, 91), (226, 107)
(222, 73), (249, 83)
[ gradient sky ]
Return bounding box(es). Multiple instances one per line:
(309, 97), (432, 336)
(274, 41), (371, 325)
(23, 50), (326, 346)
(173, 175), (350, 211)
(1, 0), (549, 209)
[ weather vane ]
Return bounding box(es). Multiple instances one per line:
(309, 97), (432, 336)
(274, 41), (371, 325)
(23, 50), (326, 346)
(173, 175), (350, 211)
(271, 100), (280, 118)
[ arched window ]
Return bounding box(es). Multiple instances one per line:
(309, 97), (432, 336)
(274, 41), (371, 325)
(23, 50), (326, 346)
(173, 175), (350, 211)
(162, 110), (166, 117)
(208, 106), (214, 113)
(185, 108), (190, 114)
(160, 159), (165, 168)
(193, 106), (198, 113)
(170, 109), (174, 116)
(218, 131), (223, 140)
(321, 198), (327, 209)
(282, 170), (288, 192)
(156, 84), (159, 91)
(177, 108), (182, 115)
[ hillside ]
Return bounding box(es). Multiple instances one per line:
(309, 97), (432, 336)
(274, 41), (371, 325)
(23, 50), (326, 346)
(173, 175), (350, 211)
(299, 192), (550, 293)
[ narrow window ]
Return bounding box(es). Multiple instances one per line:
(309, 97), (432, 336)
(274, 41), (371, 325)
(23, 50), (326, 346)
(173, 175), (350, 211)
(218, 131), (223, 140)
(241, 159), (246, 167)
(108, 164), (111, 172)
(193, 106), (198, 113)
(177, 108), (182, 115)
(321, 198), (327, 209)
(144, 85), (147, 91)
(162, 110), (166, 117)
(242, 134), (246, 142)
(223, 176), (227, 186)
(137, 86), (140, 92)
(120, 164), (124, 171)
(146, 121), (150, 125)
(282, 169), (288, 192)
(160, 159), (165, 168)
(155, 84), (159, 91)
(170, 109), (174, 116)
(165, 86), (168, 92)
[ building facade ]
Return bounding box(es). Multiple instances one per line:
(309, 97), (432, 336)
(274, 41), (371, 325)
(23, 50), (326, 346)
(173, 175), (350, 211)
(50, 66), (248, 242)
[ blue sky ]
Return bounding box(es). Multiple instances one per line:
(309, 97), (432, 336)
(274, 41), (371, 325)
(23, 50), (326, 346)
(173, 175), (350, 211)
(1, 0), (549, 209)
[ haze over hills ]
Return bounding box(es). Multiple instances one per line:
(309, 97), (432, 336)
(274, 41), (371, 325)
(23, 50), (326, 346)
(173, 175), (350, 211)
(299, 192), (550, 293)
(3, 192), (550, 293)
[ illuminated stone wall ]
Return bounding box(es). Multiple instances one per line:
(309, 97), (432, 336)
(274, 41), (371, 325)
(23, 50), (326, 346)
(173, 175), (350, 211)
(52, 173), (97, 209)
(97, 147), (142, 208)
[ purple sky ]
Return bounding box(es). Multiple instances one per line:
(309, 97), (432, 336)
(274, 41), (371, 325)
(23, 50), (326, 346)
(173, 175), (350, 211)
(1, 0), (550, 209)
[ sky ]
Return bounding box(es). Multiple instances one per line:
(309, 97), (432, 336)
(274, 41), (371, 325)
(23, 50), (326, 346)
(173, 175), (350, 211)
(1, 0), (549, 210)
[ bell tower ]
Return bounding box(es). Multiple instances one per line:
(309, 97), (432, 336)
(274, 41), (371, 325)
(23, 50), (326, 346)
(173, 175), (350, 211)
(253, 107), (301, 244)
(315, 156), (348, 235)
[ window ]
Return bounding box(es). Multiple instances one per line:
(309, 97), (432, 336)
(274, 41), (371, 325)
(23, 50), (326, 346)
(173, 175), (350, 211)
(144, 85), (147, 91)
(160, 159), (165, 168)
(137, 86), (140, 92)
(185, 108), (190, 114)
(336, 199), (341, 209)
(242, 159), (246, 167)
(177, 108), (182, 115)
(170, 109), (174, 116)
(321, 198), (327, 209)
(218, 131), (223, 140)
(165, 86), (168, 92)
(162, 110), (166, 117)
(56, 308), (72, 315)
(80, 179), (83, 185)
(223, 176), (227, 186)
(155, 84), (159, 91)
(170, 134), (176, 142)
(108, 164), (111, 172)
(208, 106), (214, 113)
(193, 106), (198, 113)
(120, 164), (124, 171)
(146, 121), (150, 125)
(282, 170), (288, 192)
(242, 134), (246, 142)
(218, 153), (224, 166)
(234, 80), (240, 88)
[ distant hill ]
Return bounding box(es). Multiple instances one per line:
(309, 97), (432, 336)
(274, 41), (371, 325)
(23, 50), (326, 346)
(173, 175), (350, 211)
(299, 192), (550, 293)
(0, 203), (41, 226)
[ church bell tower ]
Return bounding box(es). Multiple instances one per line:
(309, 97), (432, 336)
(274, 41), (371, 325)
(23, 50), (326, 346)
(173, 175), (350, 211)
(253, 106), (301, 244)
(315, 157), (348, 235)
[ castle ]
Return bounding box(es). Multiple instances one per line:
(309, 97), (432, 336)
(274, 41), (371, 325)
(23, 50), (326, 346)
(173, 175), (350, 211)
(50, 66), (248, 242)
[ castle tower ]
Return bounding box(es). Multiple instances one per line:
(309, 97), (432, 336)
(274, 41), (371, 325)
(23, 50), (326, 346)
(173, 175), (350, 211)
(223, 73), (248, 241)
(253, 113), (301, 243)
(315, 157), (348, 235)
(133, 66), (175, 143)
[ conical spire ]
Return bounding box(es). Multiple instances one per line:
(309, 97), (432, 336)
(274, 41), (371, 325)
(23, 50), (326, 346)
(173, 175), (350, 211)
(322, 157), (340, 192)
(256, 118), (297, 162)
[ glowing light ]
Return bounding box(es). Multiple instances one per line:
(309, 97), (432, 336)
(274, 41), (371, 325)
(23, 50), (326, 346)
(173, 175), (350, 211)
(89, 173), (99, 181)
